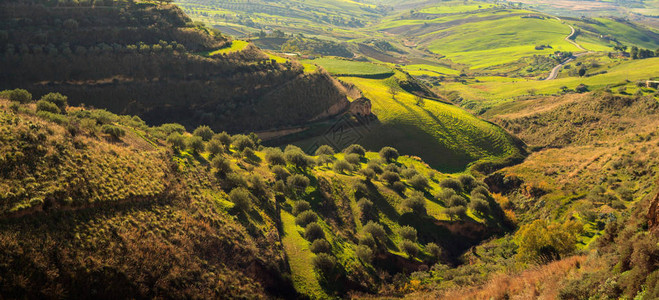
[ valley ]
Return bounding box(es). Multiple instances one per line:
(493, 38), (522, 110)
(0, 0), (658, 299)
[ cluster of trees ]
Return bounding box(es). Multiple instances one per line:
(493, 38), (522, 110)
(281, 37), (353, 58)
(630, 46), (659, 60)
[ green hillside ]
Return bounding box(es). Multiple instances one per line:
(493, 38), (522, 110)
(0, 95), (512, 298)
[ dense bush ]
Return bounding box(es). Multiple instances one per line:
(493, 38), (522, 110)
(381, 171), (400, 185)
(437, 188), (457, 203)
(358, 234), (377, 249)
(101, 124), (126, 139)
(356, 245), (374, 263)
(392, 181), (406, 193)
(212, 156), (232, 177)
(188, 136), (205, 153)
(295, 211), (318, 227)
(271, 165), (290, 181)
(314, 145), (335, 156)
(167, 133), (186, 149)
(213, 132), (232, 150)
(445, 205), (466, 220)
(345, 153), (361, 165)
(229, 187), (252, 211)
(357, 198), (375, 221)
(366, 161), (383, 174)
(333, 159), (353, 173)
(284, 148), (313, 170)
(6, 89), (32, 103)
(398, 225), (417, 242)
(362, 221), (386, 245)
(312, 253), (336, 275)
(469, 197), (490, 215)
(471, 186), (490, 198)
(265, 148), (286, 166)
(360, 168), (376, 181)
(401, 168), (419, 179)
(287, 174), (310, 195)
(458, 174), (476, 191)
(206, 140), (223, 156)
(515, 220), (582, 263)
(292, 200), (311, 215)
(426, 243), (442, 262)
(447, 195), (467, 207)
(310, 239), (332, 254)
(379, 146), (399, 162)
(440, 178), (463, 192)
(403, 194), (426, 215)
(41, 92), (68, 113)
(232, 134), (255, 151)
(400, 240), (418, 258)
(36, 100), (61, 114)
(304, 222), (325, 241)
(193, 125), (214, 141)
(409, 174), (429, 190)
(343, 144), (366, 157)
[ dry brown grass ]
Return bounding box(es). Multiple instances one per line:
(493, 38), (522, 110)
(437, 255), (586, 300)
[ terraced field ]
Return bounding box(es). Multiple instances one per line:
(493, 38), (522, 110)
(301, 57), (394, 77)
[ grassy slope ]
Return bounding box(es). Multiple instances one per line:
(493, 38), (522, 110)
(440, 57), (659, 109)
(336, 72), (522, 171)
(301, 57), (394, 76)
(424, 15), (579, 68)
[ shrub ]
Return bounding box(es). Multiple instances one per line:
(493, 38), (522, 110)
(316, 154), (333, 166)
(515, 220), (582, 263)
(445, 205), (466, 220)
(167, 133), (186, 149)
(214, 131), (232, 150)
(384, 163), (401, 173)
(212, 156), (232, 177)
(271, 165), (290, 181)
(315, 145), (335, 156)
(229, 187), (252, 211)
(400, 240), (418, 258)
(101, 124), (126, 139)
(447, 195), (467, 207)
(7, 89), (31, 103)
(379, 146), (399, 162)
(292, 200), (311, 215)
(469, 198), (490, 215)
(304, 222), (325, 241)
(358, 234), (376, 249)
(206, 140), (223, 156)
(333, 159), (353, 173)
(471, 186), (490, 198)
(357, 198), (375, 220)
(362, 221), (386, 244)
(401, 168), (419, 179)
(392, 181), (406, 193)
(193, 125), (214, 141)
(310, 239), (331, 254)
(265, 148), (286, 166)
(242, 148), (255, 160)
(409, 174), (429, 190)
(158, 123), (186, 135)
(232, 134), (255, 151)
(295, 211), (318, 227)
(356, 245), (374, 263)
(285, 149), (313, 170)
(287, 174), (310, 195)
(36, 100), (61, 114)
(458, 174), (476, 191)
(426, 243), (442, 261)
(345, 153), (361, 165)
(381, 171), (400, 185)
(225, 173), (248, 190)
(403, 194), (426, 215)
(188, 136), (205, 153)
(360, 168), (376, 181)
(398, 225), (417, 242)
(41, 92), (67, 113)
(440, 178), (463, 192)
(367, 161), (383, 174)
(312, 253), (336, 274)
(437, 189), (456, 202)
(344, 144), (366, 157)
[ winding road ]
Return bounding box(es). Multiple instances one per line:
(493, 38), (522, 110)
(544, 19), (593, 80)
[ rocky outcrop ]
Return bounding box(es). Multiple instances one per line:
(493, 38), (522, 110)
(648, 189), (659, 235)
(348, 97), (372, 117)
